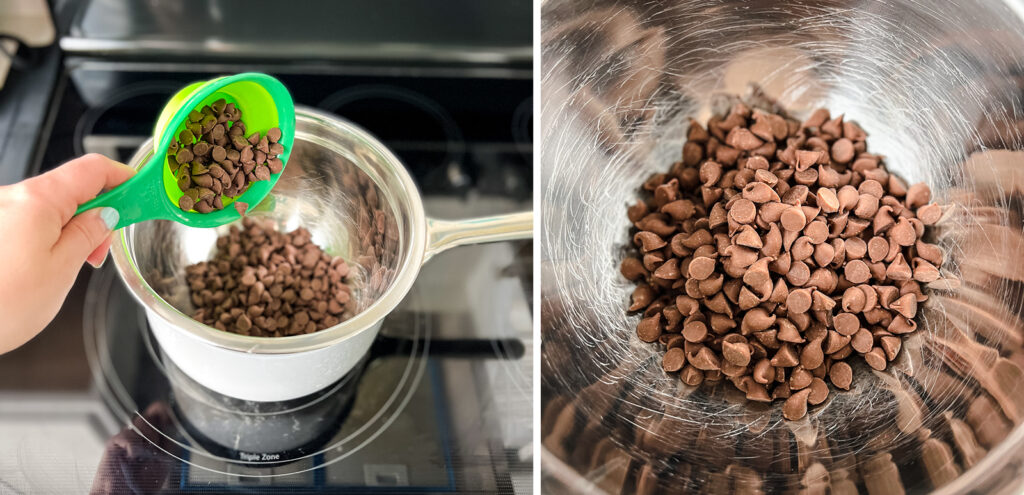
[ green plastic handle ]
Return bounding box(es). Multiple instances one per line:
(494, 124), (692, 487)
(75, 154), (168, 229)
(73, 72), (296, 230)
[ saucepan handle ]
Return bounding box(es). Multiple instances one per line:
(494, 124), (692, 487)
(425, 211), (533, 261)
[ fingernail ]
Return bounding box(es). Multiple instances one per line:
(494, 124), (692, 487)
(99, 207), (119, 230)
(88, 252), (109, 269)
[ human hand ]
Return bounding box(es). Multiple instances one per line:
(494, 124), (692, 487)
(0, 154), (134, 354)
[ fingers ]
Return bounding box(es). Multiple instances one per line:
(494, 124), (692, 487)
(51, 207), (119, 274)
(27, 154), (135, 223)
(87, 235), (113, 268)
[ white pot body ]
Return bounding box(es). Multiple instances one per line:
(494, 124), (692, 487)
(146, 307), (382, 402)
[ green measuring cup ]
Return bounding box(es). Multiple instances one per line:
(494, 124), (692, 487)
(75, 72), (295, 229)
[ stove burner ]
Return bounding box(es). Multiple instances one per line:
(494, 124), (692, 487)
(162, 346), (365, 463)
(319, 84), (467, 174)
(84, 265), (436, 479)
(512, 96), (533, 159)
(73, 81), (181, 157)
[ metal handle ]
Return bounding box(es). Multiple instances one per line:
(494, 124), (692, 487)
(425, 211), (533, 261)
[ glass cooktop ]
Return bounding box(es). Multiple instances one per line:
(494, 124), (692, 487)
(0, 63), (532, 493)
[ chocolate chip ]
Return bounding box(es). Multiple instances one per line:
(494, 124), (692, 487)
(729, 198), (757, 224)
(880, 335), (902, 361)
(742, 181), (776, 203)
(817, 187), (840, 213)
(192, 173), (214, 188)
(194, 199), (213, 213)
(883, 317), (914, 335)
(864, 347), (887, 370)
(780, 206), (807, 231)
(680, 365), (704, 386)
(636, 232), (668, 254)
(804, 220), (829, 244)
(854, 193), (879, 218)
(850, 328), (873, 354)
(268, 158), (284, 174)
(747, 360), (771, 386)
(786, 261), (811, 286)
(193, 141), (211, 157)
(783, 388), (811, 420)
(722, 340), (752, 367)
(176, 171), (192, 192)
(178, 194), (196, 211)
(688, 346), (721, 371)
(795, 150), (822, 171)
(790, 367), (812, 390)
(637, 314), (662, 342)
(807, 377), (829, 405)
(266, 127), (282, 143)
(231, 134), (250, 149)
(831, 138), (855, 163)
(254, 164), (272, 181)
(890, 217), (917, 246)
(684, 256), (715, 280)
(830, 314), (859, 339)
(791, 236), (814, 261)
(726, 127), (764, 151)
(800, 337), (824, 370)
(235, 314), (253, 332)
(771, 344), (800, 368)
(620, 258), (648, 281)
(886, 253), (913, 281)
(176, 148), (195, 165)
(905, 183), (932, 209)
(825, 330), (850, 354)
(829, 362), (853, 390)
(812, 242), (834, 267)
(682, 320), (708, 342)
(211, 145), (226, 162)
(912, 258), (940, 282)
(916, 203), (942, 225)
(845, 259), (871, 284)
(889, 292), (918, 318)
(663, 347), (687, 372)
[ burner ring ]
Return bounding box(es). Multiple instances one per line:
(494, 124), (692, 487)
(84, 266), (435, 478)
(318, 84), (466, 169)
(512, 95), (533, 159)
(73, 81), (182, 157)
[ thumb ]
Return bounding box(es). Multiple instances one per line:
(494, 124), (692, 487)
(52, 207), (120, 269)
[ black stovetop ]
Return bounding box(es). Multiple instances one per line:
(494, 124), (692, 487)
(0, 65), (532, 494)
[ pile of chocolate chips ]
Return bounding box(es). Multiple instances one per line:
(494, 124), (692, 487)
(185, 218), (353, 337)
(621, 102), (945, 420)
(167, 98), (285, 213)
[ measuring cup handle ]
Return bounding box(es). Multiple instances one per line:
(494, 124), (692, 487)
(74, 155), (165, 230)
(425, 211), (533, 260)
